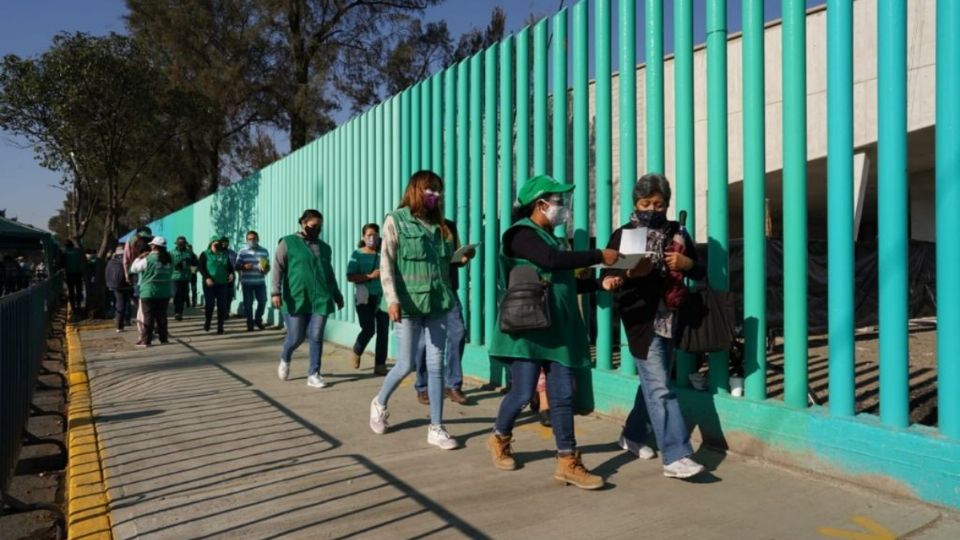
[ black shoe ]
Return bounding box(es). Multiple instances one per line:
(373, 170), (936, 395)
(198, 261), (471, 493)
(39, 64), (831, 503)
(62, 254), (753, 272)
(256, 320), (266, 330)
(539, 410), (552, 427)
(174, 314), (183, 321)
(204, 321), (211, 332)
(217, 326), (225, 335)
(246, 327), (254, 332)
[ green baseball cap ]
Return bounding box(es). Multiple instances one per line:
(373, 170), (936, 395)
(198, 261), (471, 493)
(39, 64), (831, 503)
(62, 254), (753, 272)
(209, 234), (221, 244)
(517, 175), (575, 206)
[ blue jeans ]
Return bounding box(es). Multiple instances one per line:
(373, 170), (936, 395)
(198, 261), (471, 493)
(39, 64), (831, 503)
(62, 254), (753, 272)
(495, 359), (577, 452)
(353, 298), (389, 366)
(281, 313), (328, 376)
(377, 315), (447, 425)
(242, 282), (267, 329)
(622, 335), (694, 464)
(414, 302), (465, 391)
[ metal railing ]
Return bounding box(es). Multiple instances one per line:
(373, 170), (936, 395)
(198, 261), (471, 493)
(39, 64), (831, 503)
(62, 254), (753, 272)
(0, 272), (65, 530)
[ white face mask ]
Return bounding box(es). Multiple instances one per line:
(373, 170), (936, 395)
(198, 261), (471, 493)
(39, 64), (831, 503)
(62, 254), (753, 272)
(540, 201), (569, 226)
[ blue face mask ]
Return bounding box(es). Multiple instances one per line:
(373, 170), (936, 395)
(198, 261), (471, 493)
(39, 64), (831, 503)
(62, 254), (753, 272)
(632, 210), (668, 229)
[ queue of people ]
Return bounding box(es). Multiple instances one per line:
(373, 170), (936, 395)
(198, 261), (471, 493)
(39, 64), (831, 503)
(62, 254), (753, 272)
(104, 168), (707, 489)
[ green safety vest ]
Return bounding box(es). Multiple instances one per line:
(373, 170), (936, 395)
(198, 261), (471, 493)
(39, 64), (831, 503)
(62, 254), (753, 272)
(139, 253), (173, 299)
(204, 249), (229, 284)
(385, 208), (455, 318)
(171, 248), (193, 281)
(281, 234), (339, 315)
(487, 218), (591, 369)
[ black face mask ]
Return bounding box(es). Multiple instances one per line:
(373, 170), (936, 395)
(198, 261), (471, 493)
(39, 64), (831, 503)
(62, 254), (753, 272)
(632, 210), (668, 229)
(303, 225), (320, 240)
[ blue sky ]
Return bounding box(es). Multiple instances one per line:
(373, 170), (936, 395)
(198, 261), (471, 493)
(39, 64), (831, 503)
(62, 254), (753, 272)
(0, 0), (821, 232)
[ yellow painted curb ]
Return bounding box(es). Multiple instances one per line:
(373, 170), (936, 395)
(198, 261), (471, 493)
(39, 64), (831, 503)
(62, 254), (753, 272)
(66, 323), (114, 539)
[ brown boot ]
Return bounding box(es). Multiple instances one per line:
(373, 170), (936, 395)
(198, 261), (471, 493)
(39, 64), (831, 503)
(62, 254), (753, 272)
(417, 391), (429, 405)
(487, 434), (517, 471)
(554, 451), (603, 490)
(444, 388), (469, 405)
(352, 353), (361, 369)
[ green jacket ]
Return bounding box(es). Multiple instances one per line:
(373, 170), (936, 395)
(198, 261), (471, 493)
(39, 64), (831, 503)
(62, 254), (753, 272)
(386, 208), (455, 318)
(487, 218), (591, 369)
(280, 234), (342, 315)
(170, 248), (194, 281)
(139, 253), (173, 299)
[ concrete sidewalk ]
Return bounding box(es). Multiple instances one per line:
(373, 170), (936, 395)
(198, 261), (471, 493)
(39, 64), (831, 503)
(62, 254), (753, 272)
(77, 312), (960, 539)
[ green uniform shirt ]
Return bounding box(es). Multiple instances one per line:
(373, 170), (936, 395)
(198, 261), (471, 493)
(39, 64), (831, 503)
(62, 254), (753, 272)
(280, 234), (341, 316)
(170, 248), (193, 281)
(487, 218), (591, 369)
(139, 253), (173, 299)
(385, 208), (455, 318)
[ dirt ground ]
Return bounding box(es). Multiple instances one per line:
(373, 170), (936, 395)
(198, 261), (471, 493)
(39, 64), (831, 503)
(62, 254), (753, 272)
(1, 312), (67, 540)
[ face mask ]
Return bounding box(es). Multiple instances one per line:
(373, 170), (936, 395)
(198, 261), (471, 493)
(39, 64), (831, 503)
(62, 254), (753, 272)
(247, 240), (258, 249)
(303, 225), (320, 240)
(632, 210), (667, 229)
(541, 201), (569, 227)
(423, 189), (441, 210)
(176, 242), (186, 250)
(365, 236), (381, 249)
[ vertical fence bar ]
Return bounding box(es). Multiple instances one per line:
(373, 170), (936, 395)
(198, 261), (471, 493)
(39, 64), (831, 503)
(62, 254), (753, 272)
(393, 96), (402, 205)
(645, 0), (664, 173)
(411, 83), (422, 172)
(553, 8), (568, 185)
(422, 76), (432, 170)
(534, 18), (549, 175)
(401, 90), (411, 181)
(469, 53), (483, 345)
(457, 60), (469, 308)
(742, 0), (767, 400)
(484, 43), (499, 346)
(827, 0), (854, 416)
(938, 0), (960, 438)
(349, 119), (358, 324)
(500, 36), (515, 240)
(674, 0), (695, 386)
(432, 73), (443, 174)
(516, 27), (530, 184)
(376, 104), (384, 221)
(782, 0), (808, 407)
(363, 110), (371, 223)
(572, 0), (588, 252)
(619, 0), (638, 377)
(707, 0), (730, 393)
(595, 0), (613, 372)
(444, 67), (457, 221)
(878, 0), (909, 427)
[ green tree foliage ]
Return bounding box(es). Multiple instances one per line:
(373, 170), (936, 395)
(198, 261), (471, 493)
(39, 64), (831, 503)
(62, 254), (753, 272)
(0, 32), (191, 257)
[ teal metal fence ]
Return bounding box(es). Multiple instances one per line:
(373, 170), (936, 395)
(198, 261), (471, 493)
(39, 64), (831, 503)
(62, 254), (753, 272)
(140, 0), (960, 508)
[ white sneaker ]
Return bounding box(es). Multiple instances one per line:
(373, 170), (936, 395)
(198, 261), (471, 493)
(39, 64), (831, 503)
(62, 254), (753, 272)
(427, 424), (458, 450)
(307, 373), (327, 388)
(278, 360), (290, 381)
(663, 457), (706, 479)
(369, 397), (389, 434)
(619, 435), (656, 460)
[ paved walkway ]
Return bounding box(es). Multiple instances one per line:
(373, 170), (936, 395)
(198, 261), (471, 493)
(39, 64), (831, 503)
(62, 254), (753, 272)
(77, 311), (960, 539)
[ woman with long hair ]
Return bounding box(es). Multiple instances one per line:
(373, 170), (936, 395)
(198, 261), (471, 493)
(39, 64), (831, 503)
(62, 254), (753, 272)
(368, 170), (459, 450)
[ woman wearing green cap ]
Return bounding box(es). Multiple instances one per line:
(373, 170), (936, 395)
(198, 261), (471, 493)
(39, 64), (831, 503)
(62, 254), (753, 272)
(485, 175), (622, 490)
(198, 235), (235, 334)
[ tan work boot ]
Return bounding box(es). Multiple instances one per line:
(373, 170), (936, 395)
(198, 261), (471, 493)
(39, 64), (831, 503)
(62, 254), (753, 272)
(487, 434), (517, 471)
(352, 353), (361, 369)
(554, 450), (603, 490)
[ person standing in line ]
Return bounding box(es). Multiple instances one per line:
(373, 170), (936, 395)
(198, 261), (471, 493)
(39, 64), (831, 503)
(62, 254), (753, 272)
(346, 223), (389, 375)
(62, 240), (85, 315)
(368, 170), (459, 451)
(187, 243), (199, 307)
(123, 228), (153, 335)
(272, 210), (344, 388)
(413, 218), (473, 406)
(237, 230), (271, 331)
(105, 245), (132, 332)
(170, 236), (194, 321)
(602, 173), (707, 480)
(221, 236), (239, 317)
(485, 175), (622, 490)
(198, 235), (234, 335)
(130, 236), (174, 347)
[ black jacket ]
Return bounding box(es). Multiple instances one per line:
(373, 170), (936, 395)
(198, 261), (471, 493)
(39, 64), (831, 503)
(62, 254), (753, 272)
(105, 255), (131, 291)
(602, 221), (705, 359)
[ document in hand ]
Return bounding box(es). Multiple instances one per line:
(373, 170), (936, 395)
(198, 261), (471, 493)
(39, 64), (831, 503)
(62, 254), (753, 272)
(451, 243), (481, 262)
(595, 226), (656, 269)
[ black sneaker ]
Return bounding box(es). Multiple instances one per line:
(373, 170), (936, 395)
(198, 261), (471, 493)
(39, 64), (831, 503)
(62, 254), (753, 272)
(256, 320), (266, 330)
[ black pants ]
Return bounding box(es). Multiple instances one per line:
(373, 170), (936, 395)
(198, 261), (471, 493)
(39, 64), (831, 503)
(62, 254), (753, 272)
(204, 283), (230, 332)
(353, 301), (389, 366)
(172, 280), (190, 316)
(190, 275), (198, 306)
(66, 273), (84, 310)
(113, 289), (132, 330)
(142, 297), (170, 344)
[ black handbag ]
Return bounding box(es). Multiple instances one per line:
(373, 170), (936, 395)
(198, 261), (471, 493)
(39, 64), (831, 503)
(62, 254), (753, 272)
(498, 266), (551, 333)
(676, 286), (737, 353)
